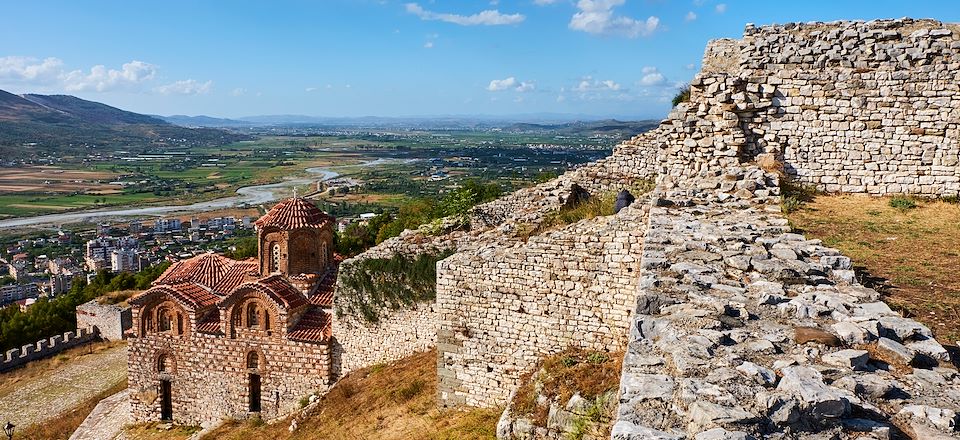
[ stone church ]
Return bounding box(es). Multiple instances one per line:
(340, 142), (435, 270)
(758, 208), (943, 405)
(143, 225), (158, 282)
(127, 197), (338, 424)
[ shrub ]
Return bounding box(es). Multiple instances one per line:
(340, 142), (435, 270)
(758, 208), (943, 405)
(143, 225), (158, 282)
(337, 250), (455, 322)
(671, 85), (691, 107)
(942, 195), (959, 204)
(889, 196), (917, 210)
(779, 177), (818, 214)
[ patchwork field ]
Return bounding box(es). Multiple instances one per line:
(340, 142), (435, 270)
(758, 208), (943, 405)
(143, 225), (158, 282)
(787, 195), (960, 344)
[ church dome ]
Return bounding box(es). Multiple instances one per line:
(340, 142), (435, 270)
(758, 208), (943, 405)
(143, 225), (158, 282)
(254, 197), (333, 230)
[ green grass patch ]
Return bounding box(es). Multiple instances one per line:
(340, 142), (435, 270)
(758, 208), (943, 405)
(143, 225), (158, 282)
(889, 196), (917, 210)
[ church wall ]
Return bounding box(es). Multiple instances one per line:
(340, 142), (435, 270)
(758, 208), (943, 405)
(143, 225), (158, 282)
(127, 330), (331, 425)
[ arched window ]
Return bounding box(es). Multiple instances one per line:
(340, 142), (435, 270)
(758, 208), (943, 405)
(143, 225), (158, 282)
(158, 308), (172, 332)
(176, 313), (184, 335)
(247, 303), (260, 328)
(246, 351), (260, 369)
(263, 313), (271, 331)
(158, 354), (170, 372)
(271, 243), (282, 273)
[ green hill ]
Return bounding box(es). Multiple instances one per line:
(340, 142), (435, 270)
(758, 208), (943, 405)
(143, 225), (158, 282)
(0, 89), (248, 157)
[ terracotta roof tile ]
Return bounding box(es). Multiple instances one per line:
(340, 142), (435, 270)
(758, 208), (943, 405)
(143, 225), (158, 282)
(251, 275), (309, 310)
(287, 307), (331, 343)
(212, 259), (259, 293)
(153, 253), (233, 290)
(254, 197), (333, 230)
(132, 283), (220, 310)
(196, 311), (222, 334)
(308, 255), (342, 307)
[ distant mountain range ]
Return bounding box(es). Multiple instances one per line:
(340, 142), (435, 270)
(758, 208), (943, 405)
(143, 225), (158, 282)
(155, 113), (661, 132)
(0, 89), (248, 157)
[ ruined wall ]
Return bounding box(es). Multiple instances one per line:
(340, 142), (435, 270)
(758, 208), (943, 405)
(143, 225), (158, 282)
(437, 204), (648, 407)
(127, 331), (330, 426)
(695, 19), (960, 196)
(0, 328), (96, 372)
(76, 300), (131, 341)
(612, 166), (959, 439)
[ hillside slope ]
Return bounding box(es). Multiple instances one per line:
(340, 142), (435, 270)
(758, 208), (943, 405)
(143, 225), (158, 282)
(193, 350), (498, 440)
(0, 90), (247, 156)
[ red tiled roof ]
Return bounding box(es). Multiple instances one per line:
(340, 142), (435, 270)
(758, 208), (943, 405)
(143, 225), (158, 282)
(308, 255), (342, 307)
(154, 252), (233, 289)
(250, 275), (309, 310)
(254, 197), (333, 230)
(287, 307), (332, 343)
(212, 259), (259, 293)
(131, 283), (219, 310)
(196, 311), (222, 334)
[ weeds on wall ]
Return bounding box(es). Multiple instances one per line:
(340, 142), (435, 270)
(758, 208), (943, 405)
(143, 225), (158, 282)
(511, 348), (622, 435)
(337, 250), (454, 323)
(516, 181), (654, 241)
(671, 84), (691, 107)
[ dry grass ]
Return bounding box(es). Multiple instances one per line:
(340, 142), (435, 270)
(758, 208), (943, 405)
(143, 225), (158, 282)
(0, 341), (124, 399)
(97, 289), (141, 306)
(15, 379), (127, 440)
(512, 348), (623, 426)
(787, 194), (960, 344)
(200, 349), (499, 440)
(125, 422), (200, 440)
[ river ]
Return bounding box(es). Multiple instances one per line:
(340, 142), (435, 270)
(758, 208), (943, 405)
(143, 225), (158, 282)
(0, 158), (411, 229)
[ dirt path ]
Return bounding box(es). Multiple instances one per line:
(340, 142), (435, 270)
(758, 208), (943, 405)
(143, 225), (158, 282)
(0, 344), (127, 430)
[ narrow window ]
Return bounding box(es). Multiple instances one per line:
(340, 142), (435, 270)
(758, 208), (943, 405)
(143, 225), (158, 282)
(271, 244), (282, 273)
(159, 308), (171, 332)
(247, 303), (259, 328)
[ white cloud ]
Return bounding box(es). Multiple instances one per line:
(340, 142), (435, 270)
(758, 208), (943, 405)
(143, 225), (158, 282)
(534, 0), (558, 4)
(487, 76), (535, 92)
(556, 95), (566, 102)
(405, 3), (525, 26)
(231, 87), (247, 96)
(569, 0), (659, 38)
(305, 87), (317, 92)
(715, 3), (727, 13)
(424, 41), (435, 48)
(61, 60), (157, 92)
(684, 11), (697, 22)
(685, 63), (696, 70)
(638, 66), (665, 86)
(155, 79), (212, 95)
(0, 56), (64, 84)
(573, 76), (621, 92)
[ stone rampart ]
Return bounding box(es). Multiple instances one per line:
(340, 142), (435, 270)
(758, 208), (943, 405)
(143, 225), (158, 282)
(332, 304), (437, 377)
(437, 204), (648, 407)
(77, 300), (132, 341)
(0, 328), (97, 372)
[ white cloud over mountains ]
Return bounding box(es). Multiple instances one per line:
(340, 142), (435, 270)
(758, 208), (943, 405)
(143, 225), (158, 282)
(405, 3), (524, 26)
(487, 77), (535, 92)
(0, 56), (212, 96)
(569, 0), (659, 38)
(62, 60), (156, 92)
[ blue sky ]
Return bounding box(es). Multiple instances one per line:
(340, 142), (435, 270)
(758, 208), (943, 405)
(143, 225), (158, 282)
(1, 0), (958, 119)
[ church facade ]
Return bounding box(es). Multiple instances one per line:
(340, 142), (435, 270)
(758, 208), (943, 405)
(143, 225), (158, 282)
(127, 197), (338, 424)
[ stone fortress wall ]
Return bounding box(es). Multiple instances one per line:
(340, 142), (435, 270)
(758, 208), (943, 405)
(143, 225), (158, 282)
(700, 19), (960, 195)
(76, 299), (132, 341)
(327, 17), (959, 439)
(0, 328), (97, 373)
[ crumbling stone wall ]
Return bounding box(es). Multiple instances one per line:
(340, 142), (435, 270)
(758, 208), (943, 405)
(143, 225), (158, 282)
(612, 166), (959, 439)
(76, 300), (131, 341)
(437, 205), (648, 407)
(695, 19), (960, 196)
